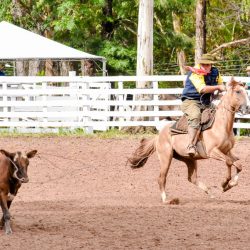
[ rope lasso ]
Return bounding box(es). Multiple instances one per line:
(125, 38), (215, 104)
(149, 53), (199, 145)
(7, 157), (24, 182)
(30, 152), (96, 184)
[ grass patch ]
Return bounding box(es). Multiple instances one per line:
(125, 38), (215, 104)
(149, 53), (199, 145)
(1, 128), (247, 140)
(0, 128), (156, 139)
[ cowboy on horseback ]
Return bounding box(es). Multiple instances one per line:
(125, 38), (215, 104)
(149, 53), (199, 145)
(181, 53), (226, 157)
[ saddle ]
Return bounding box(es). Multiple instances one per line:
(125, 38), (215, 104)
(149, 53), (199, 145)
(170, 107), (216, 135)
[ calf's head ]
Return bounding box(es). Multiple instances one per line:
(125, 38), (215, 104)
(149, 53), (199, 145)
(0, 149), (37, 183)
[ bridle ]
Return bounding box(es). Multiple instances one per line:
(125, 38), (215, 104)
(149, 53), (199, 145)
(222, 84), (248, 114)
(223, 104), (237, 114)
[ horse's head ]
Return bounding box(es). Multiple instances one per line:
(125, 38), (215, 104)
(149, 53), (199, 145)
(224, 78), (250, 114)
(0, 149), (37, 183)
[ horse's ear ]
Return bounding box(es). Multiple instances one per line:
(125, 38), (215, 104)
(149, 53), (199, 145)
(26, 150), (37, 159)
(226, 77), (238, 89)
(239, 81), (246, 87)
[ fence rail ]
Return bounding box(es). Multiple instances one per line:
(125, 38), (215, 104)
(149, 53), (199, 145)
(0, 75), (249, 133)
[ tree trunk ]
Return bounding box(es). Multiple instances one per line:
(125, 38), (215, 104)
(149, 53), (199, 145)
(129, 0), (154, 132)
(101, 0), (114, 39)
(195, 0), (207, 64)
(28, 60), (40, 76)
(81, 60), (96, 76)
(45, 59), (53, 76)
(44, 30), (54, 76)
(16, 60), (28, 76)
(60, 61), (71, 76)
(11, 0), (26, 76)
(28, 26), (41, 76)
(136, 0), (153, 91)
(172, 12), (187, 76)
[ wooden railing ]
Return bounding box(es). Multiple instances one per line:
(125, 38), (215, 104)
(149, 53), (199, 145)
(0, 75), (249, 133)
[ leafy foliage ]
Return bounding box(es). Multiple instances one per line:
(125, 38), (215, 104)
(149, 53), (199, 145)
(0, 0), (249, 75)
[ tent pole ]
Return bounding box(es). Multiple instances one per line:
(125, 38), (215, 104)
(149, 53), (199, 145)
(102, 59), (107, 76)
(13, 61), (16, 76)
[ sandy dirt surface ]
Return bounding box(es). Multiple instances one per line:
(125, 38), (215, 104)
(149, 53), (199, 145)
(0, 136), (250, 250)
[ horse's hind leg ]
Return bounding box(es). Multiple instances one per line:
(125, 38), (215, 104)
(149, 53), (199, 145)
(185, 159), (213, 197)
(157, 145), (173, 203)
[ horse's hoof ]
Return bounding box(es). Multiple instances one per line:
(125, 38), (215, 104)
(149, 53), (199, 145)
(229, 180), (238, 187)
(223, 185), (232, 192)
(163, 198), (180, 205)
(221, 180), (230, 189)
(5, 228), (12, 235)
(4, 221), (12, 235)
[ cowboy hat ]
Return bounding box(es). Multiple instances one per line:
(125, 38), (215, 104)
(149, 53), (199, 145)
(246, 66), (250, 72)
(198, 54), (216, 64)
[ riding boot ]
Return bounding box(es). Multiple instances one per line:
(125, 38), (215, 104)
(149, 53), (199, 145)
(187, 127), (199, 157)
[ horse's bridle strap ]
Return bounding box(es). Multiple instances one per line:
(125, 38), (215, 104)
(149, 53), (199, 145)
(223, 105), (237, 114)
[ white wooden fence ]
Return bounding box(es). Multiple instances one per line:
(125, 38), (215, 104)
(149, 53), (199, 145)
(0, 75), (249, 133)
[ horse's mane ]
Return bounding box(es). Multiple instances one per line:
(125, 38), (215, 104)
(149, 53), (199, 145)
(227, 78), (244, 89)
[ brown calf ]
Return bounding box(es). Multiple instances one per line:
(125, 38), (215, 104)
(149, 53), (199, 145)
(0, 149), (37, 234)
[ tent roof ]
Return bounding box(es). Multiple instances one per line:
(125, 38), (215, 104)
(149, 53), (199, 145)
(0, 21), (105, 61)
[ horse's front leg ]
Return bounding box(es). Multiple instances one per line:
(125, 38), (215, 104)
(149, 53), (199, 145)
(224, 151), (243, 190)
(210, 148), (241, 192)
(221, 164), (232, 192)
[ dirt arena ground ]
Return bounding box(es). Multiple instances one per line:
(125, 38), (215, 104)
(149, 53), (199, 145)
(0, 136), (250, 249)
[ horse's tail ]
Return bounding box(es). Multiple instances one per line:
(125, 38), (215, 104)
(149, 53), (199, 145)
(128, 137), (157, 169)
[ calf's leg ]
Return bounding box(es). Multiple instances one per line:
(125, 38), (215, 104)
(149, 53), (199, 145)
(0, 193), (12, 234)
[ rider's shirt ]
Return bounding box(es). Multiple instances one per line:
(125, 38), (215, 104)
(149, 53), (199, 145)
(181, 64), (223, 104)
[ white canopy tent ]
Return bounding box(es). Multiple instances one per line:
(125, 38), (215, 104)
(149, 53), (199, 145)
(0, 21), (106, 75)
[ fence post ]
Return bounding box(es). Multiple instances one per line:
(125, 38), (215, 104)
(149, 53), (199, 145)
(69, 71), (76, 87)
(10, 84), (18, 124)
(118, 81), (124, 130)
(104, 81), (111, 130)
(236, 118), (240, 136)
(82, 82), (93, 134)
(42, 82), (48, 127)
(2, 82), (8, 123)
(153, 81), (159, 124)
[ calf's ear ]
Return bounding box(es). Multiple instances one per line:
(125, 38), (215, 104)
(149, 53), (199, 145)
(0, 149), (15, 159)
(26, 150), (38, 159)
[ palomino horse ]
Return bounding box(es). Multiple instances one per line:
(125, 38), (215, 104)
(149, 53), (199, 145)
(128, 79), (249, 203)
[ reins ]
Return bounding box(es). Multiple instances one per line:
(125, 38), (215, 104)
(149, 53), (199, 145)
(222, 104), (237, 114)
(220, 90), (238, 114)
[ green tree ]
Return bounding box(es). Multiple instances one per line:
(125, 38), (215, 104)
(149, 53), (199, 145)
(0, 0), (249, 76)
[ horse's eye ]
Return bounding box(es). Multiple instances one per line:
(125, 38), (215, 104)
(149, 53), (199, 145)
(236, 90), (241, 94)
